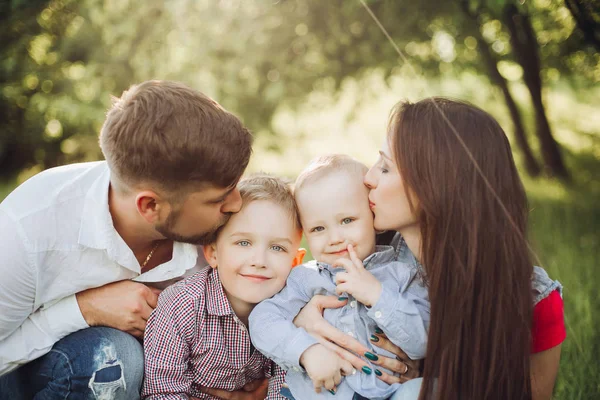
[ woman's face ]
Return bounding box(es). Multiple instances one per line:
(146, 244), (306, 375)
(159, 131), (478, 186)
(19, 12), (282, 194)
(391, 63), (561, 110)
(364, 137), (418, 233)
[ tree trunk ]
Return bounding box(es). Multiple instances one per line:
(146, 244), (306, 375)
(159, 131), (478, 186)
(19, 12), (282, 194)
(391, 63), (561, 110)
(460, 2), (541, 177)
(503, 4), (570, 180)
(564, 0), (600, 51)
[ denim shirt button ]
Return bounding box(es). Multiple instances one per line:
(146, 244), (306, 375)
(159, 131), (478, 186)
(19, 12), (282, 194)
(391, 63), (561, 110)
(374, 311), (382, 319)
(350, 300), (357, 308)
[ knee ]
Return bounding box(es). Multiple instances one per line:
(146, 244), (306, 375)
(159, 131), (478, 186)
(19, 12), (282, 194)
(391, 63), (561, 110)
(88, 328), (144, 397)
(53, 327), (144, 398)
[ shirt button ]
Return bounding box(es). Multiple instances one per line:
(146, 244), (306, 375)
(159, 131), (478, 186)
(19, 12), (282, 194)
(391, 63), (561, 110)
(347, 331), (355, 337)
(350, 300), (357, 308)
(375, 311), (382, 319)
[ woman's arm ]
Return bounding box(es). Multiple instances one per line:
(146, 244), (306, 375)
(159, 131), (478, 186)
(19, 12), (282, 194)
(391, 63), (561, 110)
(293, 294), (421, 384)
(531, 344), (562, 400)
(530, 289), (565, 399)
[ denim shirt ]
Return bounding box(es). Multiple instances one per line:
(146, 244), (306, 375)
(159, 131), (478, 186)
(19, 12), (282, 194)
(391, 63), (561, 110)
(249, 243), (430, 400)
(389, 233), (563, 304)
(532, 266), (562, 304)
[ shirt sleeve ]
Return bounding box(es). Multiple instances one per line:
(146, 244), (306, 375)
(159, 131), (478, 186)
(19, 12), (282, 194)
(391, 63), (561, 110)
(249, 267), (319, 371)
(531, 290), (565, 353)
(366, 263), (429, 360)
(142, 284), (195, 400)
(0, 210), (88, 376)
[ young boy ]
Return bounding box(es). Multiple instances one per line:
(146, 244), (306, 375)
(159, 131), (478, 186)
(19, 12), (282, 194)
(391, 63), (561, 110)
(142, 175), (305, 400)
(249, 155), (430, 400)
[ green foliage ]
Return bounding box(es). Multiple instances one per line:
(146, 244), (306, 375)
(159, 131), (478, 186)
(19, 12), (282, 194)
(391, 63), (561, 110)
(1, 0), (598, 178)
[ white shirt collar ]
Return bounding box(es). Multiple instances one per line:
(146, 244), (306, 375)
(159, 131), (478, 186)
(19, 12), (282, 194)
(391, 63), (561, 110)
(77, 164), (200, 276)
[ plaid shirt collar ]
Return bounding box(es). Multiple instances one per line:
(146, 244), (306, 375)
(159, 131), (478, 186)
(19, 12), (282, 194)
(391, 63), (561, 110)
(205, 269), (235, 317)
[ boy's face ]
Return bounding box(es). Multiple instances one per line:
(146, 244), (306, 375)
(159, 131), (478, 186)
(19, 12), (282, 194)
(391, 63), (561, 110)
(206, 200), (302, 306)
(297, 171), (376, 265)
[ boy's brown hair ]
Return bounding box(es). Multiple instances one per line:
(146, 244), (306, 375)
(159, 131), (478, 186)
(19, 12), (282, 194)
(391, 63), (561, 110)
(238, 174), (302, 232)
(99, 80), (253, 193)
(294, 154), (368, 199)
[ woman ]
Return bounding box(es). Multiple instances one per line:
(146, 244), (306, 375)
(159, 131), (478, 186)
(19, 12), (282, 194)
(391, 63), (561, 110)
(293, 98), (565, 399)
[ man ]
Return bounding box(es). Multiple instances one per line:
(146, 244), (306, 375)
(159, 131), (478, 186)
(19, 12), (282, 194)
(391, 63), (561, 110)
(0, 81), (263, 399)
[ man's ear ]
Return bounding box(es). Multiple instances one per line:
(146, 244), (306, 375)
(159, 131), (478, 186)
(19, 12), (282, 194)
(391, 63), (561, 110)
(291, 248), (306, 268)
(203, 243), (219, 269)
(135, 190), (166, 224)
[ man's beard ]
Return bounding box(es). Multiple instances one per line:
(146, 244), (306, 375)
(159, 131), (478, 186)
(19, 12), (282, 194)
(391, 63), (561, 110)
(155, 209), (231, 245)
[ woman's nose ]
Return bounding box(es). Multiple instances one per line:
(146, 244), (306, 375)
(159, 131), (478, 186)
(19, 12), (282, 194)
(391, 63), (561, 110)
(364, 166), (377, 189)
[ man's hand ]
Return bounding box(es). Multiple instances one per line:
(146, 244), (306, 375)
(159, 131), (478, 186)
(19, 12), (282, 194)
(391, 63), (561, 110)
(198, 378), (269, 400)
(334, 244), (382, 307)
(76, 280), (161, 338)
(300, 344), (353, 393)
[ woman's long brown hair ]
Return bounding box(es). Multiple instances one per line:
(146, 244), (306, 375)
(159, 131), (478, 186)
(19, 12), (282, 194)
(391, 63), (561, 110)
(390, 98), (533, 399)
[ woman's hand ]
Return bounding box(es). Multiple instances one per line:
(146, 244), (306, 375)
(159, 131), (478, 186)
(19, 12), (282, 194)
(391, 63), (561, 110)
(293, 295), (422, 384)
(369, 329), (423, 384)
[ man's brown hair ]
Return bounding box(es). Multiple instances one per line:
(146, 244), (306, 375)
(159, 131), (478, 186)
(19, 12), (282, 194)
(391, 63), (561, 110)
(100, 80), (253, 193)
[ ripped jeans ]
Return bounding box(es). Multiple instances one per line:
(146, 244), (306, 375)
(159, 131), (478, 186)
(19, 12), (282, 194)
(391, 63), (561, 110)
(0, 327), (144, 400)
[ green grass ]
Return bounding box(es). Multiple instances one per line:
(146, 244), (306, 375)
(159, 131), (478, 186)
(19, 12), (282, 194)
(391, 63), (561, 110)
(524, 151), (600, 399)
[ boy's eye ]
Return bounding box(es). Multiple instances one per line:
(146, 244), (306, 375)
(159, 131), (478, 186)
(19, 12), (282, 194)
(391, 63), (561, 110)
(341, 218), (354, 225)
(270, 245), (287, 252)
(236, 240), (251, 247)
(310, 226), (325, 233)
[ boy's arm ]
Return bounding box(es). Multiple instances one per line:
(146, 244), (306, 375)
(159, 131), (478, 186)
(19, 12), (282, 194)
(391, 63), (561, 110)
(249, 267), (320, 371)
(142, 284), (195, 400)
(367, 263), (430, 360)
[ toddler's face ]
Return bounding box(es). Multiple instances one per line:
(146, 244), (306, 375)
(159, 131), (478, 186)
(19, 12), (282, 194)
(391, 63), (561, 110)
(297, 171), (376, 265)
(207, 200), (302, 306)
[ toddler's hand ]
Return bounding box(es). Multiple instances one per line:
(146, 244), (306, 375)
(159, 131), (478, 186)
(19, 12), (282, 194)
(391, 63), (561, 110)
(334, 244), (382, 307)
(300, 344), (354, 394)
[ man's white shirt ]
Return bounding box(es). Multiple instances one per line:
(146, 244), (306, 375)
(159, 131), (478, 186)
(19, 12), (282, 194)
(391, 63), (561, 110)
(0, 161), (205, 375)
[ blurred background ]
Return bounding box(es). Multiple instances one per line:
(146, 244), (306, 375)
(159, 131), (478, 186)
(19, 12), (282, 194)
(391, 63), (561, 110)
(1, 0), (598, 397)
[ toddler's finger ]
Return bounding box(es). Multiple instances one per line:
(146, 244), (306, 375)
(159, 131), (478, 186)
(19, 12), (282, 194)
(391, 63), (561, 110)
(313, 379), (323, 393)
(334, 370), (342, 386)
(340, 359), (355, 377)
(335, 284), (349, 296)
(324, 377), (336, 390)
(334, 272), (349, 285)
(347, 244), (363, 268)
(332, 258), (355, 272)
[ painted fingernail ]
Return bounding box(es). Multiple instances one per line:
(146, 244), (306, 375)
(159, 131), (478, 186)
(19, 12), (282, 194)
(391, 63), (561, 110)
(362, 366), (372, 374)
(328, 389), (336, 395)
(375, 369), (383, 376)
(374, 327), (383, 334)
(364, 352), (379, 361)
(338, 296), (348, 301)
(370, 334), (379, 342)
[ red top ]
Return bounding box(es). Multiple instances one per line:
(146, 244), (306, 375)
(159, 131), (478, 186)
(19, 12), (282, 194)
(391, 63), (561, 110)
(531, 290), (566, 353)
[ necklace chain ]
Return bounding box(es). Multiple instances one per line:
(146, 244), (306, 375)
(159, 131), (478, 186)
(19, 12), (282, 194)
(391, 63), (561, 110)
(141, 241), (161, 270)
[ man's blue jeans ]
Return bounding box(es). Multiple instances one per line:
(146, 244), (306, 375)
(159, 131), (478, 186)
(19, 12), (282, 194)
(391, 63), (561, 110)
(0, 327), (144, 400)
